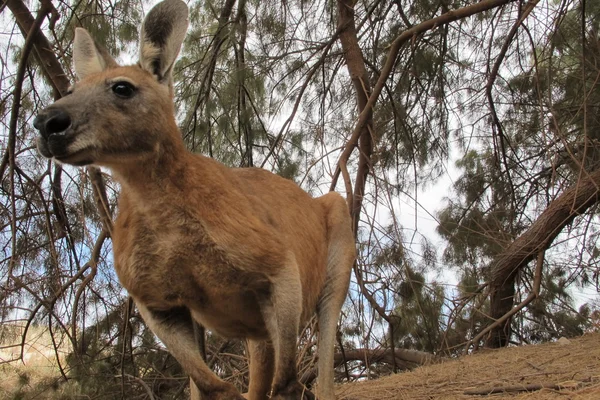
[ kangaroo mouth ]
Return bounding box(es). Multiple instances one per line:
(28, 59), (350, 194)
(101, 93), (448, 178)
(54, 147), (95, 166)
(37, 134), (95, 166)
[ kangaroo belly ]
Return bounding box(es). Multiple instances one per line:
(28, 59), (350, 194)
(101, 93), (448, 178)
(185, 267), (270, 339)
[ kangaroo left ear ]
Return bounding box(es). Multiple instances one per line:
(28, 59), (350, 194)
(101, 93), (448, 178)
(73, 28), (118, 79)
(139, 0), (189, 88)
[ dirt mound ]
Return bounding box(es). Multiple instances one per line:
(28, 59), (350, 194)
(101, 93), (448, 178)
(337, 333), (600, 399)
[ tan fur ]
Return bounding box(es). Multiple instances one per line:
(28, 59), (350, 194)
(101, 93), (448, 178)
(33, 1), (355, 399)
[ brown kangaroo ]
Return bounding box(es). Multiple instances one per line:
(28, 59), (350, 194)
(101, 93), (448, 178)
(32, 1), (355, 399)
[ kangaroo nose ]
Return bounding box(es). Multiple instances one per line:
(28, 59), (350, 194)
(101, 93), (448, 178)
(33, 109), (71, 138)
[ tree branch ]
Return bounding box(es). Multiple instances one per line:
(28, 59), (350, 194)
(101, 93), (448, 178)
(468, 250), (543, 352)
(6, 0), (51, 279)
(331, 0), (518, 207)
(6, 0), (70, 96)
(487, 167), (600, 347)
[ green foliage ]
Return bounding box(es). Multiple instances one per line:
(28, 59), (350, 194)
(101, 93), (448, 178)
(64, 0), (141, 56)
(437, 150), (516, 268)
(437, 0), (600, 346)
(390, 272), (446, 353)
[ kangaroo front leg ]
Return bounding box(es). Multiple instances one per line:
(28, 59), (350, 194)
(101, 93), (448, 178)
(136, 303), (244, 400)
(264, 266), (315, 400)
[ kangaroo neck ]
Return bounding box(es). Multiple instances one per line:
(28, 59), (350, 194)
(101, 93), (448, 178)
(109, 137), (192, 199)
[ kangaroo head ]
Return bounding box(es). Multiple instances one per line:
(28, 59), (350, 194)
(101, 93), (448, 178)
(34, 0), (189, 167)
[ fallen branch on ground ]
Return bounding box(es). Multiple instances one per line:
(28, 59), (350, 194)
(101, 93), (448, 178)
(464, 379), (588, 395)
(301, 347), (441, 385)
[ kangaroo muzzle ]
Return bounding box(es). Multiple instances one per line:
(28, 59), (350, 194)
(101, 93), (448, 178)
(33, 108), (75, 159)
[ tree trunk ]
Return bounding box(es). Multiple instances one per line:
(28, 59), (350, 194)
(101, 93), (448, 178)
(336, 0), (374, 233)
(487, 168), (600, 347)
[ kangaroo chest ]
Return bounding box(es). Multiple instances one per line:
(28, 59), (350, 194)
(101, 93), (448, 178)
(112, 207), (270, 339)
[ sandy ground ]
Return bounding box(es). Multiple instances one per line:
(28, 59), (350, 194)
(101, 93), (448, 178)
(337, 333), (600, 399)
(0, 325), (70, 399)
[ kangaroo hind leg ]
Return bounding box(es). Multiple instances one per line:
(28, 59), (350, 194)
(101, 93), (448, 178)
(262, 261), (315, 400)
(247, 339), (274, 400)
(316, 193), (355, 400)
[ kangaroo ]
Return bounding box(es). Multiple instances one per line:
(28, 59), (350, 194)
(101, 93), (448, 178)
(32, 1), (355, 399)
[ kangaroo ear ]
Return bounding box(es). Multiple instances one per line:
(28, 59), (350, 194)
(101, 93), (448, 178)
(73, 28), (118, 79)
(139, 0), (189, 87)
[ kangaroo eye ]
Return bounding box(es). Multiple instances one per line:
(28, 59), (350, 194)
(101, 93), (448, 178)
(112, 82), (136, 98)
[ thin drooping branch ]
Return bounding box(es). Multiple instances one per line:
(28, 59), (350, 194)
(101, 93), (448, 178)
(259, 25), (347, 169)
(353, 264), (390, 324)
(88, 166), (114, 234)
(7, 0), (75, 244)
(235, 0), (251, 167)
(330, 0), (518, 229)
(486, 0), (541, 214)
(7, 0), (113, 239)
(71, 230), (108, 354)
(51, 165), (75, 248)
(6, 0), (116, 373)
(185, 0), (237, 156)
(7, 0), (51, 279)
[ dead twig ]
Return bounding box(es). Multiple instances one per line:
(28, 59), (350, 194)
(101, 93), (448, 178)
(464, 380), (586, 395)
(116, 374), (156, 400)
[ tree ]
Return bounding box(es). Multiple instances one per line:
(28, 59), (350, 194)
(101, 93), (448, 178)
(2, 0), (599, 398)
(439, 0), (600, 348)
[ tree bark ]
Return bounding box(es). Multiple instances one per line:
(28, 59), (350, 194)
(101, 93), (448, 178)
(487, 168), (600, 347)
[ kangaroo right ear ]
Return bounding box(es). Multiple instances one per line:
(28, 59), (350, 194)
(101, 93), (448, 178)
(139, 0), (189, 87)
(73, 28), (118, 79)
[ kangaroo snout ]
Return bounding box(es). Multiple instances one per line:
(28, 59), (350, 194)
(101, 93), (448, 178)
(34, 108), (73, 161)
(33, 108), (71, 139)
(33, 108), (92, 165)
